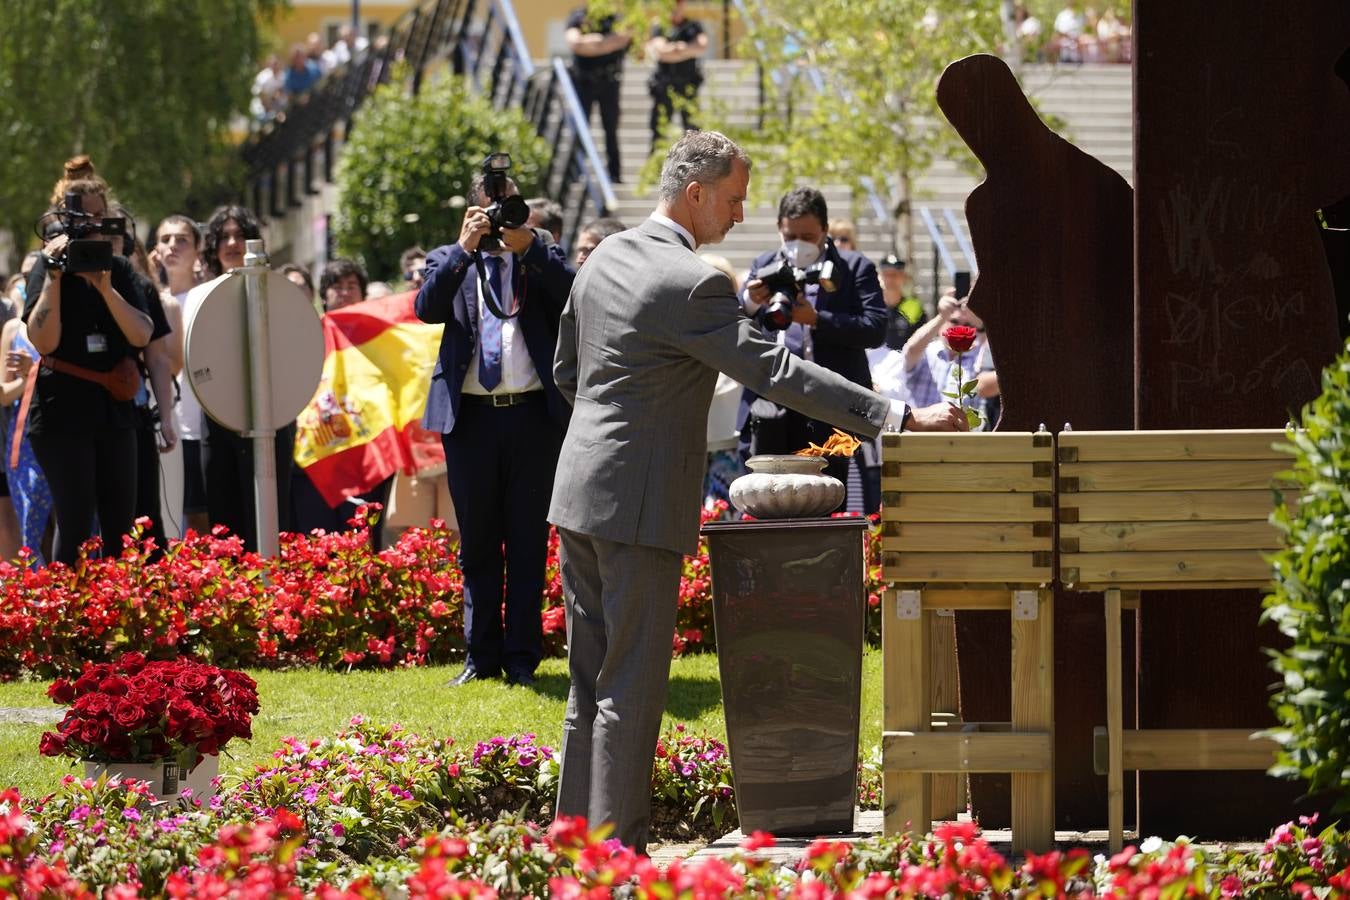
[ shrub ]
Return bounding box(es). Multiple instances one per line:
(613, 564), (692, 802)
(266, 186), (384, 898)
(1263, 336), (1350, 809)
(333, 72), (551, 281)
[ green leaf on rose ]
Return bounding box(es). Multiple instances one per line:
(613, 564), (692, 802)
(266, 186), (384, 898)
(964, 408), (982, 429)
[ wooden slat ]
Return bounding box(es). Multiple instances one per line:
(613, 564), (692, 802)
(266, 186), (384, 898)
(883, 524), (1053, 553)
(903, 588), (1015, 611)
(882, 432), (1053, 463)
(883, 463), (1050, 493)
(1061, 521), (1280, 553)
(1011, 589), (1055, 853)
(883, 492), (1053, 523)
(928, 612), (963, 820)
(882, 597), (930, 836)
(1105, 590), (1125, 853)
(1063, 549), (1271, 586)
(1060, 459), (1286, 492)
(885, 553), (1052, 585)
(1057, 430), (1290, 461)
(1059, 490), (1281, 522)
(882, 731), (1051, 772)
(1119, 729), (1278, 771)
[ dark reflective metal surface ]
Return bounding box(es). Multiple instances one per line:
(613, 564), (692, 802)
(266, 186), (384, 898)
(702, 517), (868, 835)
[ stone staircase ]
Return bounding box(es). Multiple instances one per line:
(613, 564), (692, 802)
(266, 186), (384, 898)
(580, 59), (1132, 302)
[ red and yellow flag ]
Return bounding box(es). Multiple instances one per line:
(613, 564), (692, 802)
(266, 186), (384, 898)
(294, 290), (445, 507)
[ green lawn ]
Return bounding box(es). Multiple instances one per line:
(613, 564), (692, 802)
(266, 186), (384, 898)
(0, 649), (886, 799)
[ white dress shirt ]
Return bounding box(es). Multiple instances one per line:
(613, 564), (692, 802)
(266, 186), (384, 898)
(649, 213), (696, 250)
(461, 251), (542, 395)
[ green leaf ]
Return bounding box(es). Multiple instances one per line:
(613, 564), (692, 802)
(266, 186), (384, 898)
(964, 408), (982, 429)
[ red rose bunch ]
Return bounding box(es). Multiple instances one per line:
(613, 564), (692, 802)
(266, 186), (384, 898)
(942, 324), (978, 353)
(39, 652), (259, 765)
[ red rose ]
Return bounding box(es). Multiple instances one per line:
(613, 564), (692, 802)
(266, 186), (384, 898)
(97, 675), (130, 697)
(942, 324), (978, 353)
(39, 730), (67, 757)
(176, 669), (209, 692)
(47, 679), (76, 705)
(76, 719), (109, 747)
(113, 698), (147, 731)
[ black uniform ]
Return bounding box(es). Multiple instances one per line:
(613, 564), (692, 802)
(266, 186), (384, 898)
(648, 15), (704, 149)
(567, 6), (629, 182)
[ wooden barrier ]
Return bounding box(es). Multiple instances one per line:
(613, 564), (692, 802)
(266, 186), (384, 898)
(1057, 429), (1291, 850)
(880, 431), (1055, 853)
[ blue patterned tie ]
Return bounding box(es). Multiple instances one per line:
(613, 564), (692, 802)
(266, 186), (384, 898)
(478, 255), (504, 390)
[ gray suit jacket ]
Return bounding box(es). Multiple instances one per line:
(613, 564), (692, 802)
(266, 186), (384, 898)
(549, 218), (892, 555)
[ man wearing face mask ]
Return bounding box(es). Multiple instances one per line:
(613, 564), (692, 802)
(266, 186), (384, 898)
(738, 187), (887, 499)
(416, 170), (575, 689)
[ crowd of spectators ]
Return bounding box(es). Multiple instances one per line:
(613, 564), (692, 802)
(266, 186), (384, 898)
(1013, 1), (1132, 64)
(251, 25), (372, 121)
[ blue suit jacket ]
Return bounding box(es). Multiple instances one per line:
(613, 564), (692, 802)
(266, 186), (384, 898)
(415, 232), (575, 434)
(737, 240), (887, 430)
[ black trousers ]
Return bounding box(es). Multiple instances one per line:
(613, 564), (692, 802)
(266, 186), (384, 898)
(649, 78), (699, 149)
(203, 417), (296, 553)
(740, 404), (851, 511)
(575, 72), (622, 181)
(442, 394), (562, 677)
(291, 467), (395, 551)
(30, 427), (138, 566)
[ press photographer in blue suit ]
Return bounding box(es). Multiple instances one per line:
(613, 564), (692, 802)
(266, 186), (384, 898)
(738, 187), (887, 498)
(416, 156), (575, 687)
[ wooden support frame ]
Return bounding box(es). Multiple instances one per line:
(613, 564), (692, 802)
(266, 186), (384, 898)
(881, 588), (1055, 852)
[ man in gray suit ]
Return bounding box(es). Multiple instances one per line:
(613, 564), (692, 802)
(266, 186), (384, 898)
(549, 130), (966, 852)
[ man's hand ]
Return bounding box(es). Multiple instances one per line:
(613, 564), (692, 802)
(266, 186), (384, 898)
(745, 278), (771, 306)
(158, 408), (179, 453)
(906, 402), (970, 432)
(458, 206), (492, 253)
(936, 293), (962, 321)
(501, 225), (534, 255)
(790, 292), (817, 325)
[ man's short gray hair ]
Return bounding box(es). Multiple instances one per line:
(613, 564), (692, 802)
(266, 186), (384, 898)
(658, 131), (751, 203)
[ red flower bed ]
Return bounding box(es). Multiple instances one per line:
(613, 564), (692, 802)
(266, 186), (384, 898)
(0, 508), (886, 678)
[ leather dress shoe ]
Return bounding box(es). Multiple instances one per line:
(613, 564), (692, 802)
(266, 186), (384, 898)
(449, 666), (490, 687)
(505, 669), (536, 687)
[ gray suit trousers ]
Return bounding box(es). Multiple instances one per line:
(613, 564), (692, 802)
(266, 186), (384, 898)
(554, 527), (684, 852)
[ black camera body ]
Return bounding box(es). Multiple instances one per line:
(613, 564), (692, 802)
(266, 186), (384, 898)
(39, 192), (126, 273)
(753, 257), (837, 331)
(478, 153), (530, 253)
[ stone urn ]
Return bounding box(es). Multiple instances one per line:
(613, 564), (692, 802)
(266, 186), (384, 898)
(728, 455), (846, 519)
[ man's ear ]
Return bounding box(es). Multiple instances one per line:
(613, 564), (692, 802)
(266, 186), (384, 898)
(684, 180), (702, 208)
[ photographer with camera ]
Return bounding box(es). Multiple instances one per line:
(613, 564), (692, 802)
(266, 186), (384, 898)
(21, 157), (154, 564)
(737, 187), (887, 501)
(416, 155), (575, 688)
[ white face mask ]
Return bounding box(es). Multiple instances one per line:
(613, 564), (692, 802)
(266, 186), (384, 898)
(781, 238), (821, 268)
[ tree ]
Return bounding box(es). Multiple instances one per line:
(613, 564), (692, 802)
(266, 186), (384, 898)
(704, 0), (1006, 260)
(332, 74), (551, 282)
(0, 0), (281, 253)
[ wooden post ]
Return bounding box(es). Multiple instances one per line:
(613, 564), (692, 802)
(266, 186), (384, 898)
(883, 589), (931, 836)
(1106, 588), (1125, 852)
(930, 609), (965, 820)
(1011, 589), (1054, 852)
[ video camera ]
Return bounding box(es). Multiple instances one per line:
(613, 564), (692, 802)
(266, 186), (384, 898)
(753, 257), (837, 331)
(477, 153), (530, 253)
(36, 192), (127, 273)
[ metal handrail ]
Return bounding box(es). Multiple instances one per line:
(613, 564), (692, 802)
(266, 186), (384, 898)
(918, 207), (958, 278)
(941, 207), (978, 274)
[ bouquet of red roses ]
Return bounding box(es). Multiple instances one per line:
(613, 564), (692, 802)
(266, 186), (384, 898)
(38, 652), (259, 765)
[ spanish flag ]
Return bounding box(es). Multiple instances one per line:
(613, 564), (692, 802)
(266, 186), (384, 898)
(294, 290), (445, 507)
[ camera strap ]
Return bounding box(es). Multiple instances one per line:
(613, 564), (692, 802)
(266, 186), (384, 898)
(9, 363), (38, 470)
(472, 250), (520, 320)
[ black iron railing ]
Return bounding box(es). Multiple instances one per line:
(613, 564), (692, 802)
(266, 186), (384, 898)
(240, 0), (615, 253)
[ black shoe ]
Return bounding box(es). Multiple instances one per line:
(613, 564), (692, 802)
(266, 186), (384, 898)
(449, 666), (490, 687)
(505, 669), (536, 687)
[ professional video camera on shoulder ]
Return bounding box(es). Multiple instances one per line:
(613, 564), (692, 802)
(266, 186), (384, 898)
(477, 153), (531, 253)
(752, 246), (837, 331)
(35, 192), (127, 273)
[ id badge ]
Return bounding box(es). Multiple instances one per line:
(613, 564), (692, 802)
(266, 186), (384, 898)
(87, 333), (108, 353)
